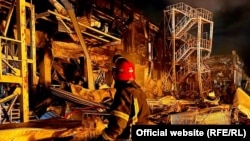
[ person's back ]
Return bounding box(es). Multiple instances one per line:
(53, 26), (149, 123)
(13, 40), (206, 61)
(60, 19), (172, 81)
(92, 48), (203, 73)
(110, 80), (150, 139)
(94, 55), (150, 141)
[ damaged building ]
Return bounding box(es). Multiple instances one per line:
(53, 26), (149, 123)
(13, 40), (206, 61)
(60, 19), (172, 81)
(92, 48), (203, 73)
(0, 0), (250, 140)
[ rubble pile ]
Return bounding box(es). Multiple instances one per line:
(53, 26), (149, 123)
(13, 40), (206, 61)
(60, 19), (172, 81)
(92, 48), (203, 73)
(70, 115), (107, 141)
(146, 87), (250, 125)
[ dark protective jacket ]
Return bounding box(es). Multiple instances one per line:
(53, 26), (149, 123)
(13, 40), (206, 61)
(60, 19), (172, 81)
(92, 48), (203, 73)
(100, 81), (151, 140)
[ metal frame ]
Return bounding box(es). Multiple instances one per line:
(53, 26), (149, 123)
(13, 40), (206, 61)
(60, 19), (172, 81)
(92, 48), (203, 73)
(35, 0), (121, 90)
(163, 2), (214, 98)
(0, 0), (37, 122)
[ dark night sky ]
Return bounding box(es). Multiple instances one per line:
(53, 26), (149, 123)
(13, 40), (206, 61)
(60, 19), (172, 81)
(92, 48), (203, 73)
(133, 0), (250, 74)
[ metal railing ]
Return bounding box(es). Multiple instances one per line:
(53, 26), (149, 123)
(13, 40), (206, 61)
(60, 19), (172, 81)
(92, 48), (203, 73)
(166, 2), (212, 20)
(0, 36), (22, 78)
(176, 63), (197, 82)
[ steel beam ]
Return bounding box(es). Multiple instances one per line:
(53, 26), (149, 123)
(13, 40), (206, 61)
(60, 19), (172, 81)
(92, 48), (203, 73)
(61, 0), (95, 90)
(16, 0), (29, 122)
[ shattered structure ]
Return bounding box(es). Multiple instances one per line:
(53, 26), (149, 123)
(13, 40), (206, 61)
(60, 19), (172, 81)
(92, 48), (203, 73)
(0, 0), (250, 140)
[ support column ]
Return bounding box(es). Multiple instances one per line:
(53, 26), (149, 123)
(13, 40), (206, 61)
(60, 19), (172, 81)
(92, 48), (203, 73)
(171, 8), (177, 94)
(16, 0), (29, 122)
(197, 16), (203, 98)
(30, 3), (37, 87)
(39, 47), (52, 89)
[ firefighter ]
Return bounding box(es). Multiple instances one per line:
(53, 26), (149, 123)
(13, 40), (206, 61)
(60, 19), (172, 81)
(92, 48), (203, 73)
(94, 55), (151, 141)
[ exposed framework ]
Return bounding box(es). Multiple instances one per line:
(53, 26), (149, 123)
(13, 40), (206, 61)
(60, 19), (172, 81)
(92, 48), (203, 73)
(163, 2), (214, 99)
(36, 0), (122, 90)
(0, 0), (123, 123)
(0, 0), (36, 122)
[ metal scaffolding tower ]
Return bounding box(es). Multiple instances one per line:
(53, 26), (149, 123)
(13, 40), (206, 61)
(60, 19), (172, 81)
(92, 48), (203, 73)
(0, 0), (37, 123)
(163, 2), (214, 99)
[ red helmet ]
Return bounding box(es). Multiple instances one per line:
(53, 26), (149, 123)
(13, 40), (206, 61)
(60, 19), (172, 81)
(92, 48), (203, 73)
(113, 60), (135, 81)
